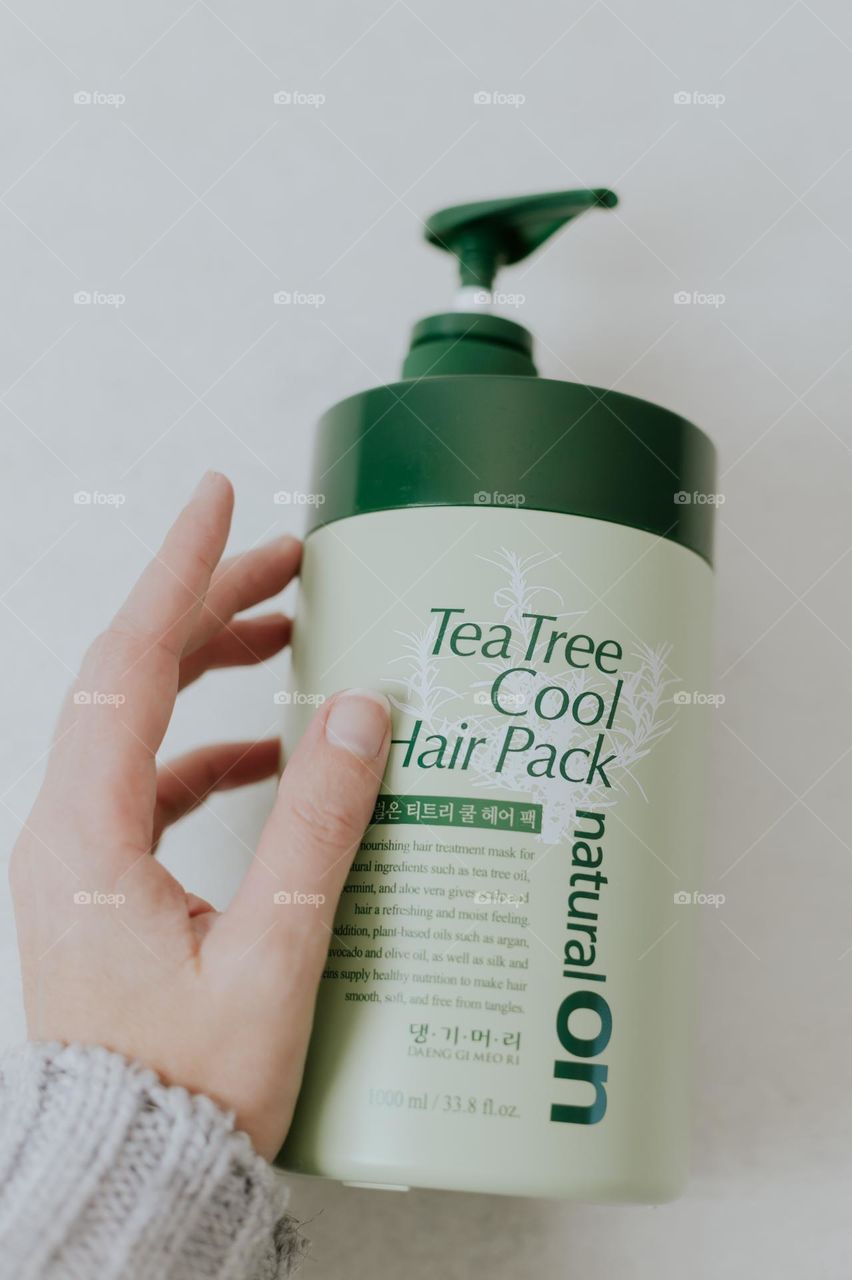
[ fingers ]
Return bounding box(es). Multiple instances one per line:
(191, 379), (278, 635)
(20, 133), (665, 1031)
(152, 738), (281, 848)
(182, 536), (301, 659)
(47, 472), (234, 850)
(104, 469), (234, 682)
(177, 613), (292, 690)
(220, 690), (390, 965)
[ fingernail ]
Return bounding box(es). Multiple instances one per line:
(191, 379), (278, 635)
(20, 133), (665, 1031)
(193, 470), (223, 499)
(274, 533), (302, 555)
(326, 689), (390, 759)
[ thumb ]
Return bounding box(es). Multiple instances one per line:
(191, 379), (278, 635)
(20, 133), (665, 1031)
(222, 689), (391, 961)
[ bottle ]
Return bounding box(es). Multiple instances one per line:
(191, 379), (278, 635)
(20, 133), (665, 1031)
(277, 189), (716, 1201)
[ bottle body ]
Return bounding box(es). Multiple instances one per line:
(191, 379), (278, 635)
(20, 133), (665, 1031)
(278, 501), (714, 1200)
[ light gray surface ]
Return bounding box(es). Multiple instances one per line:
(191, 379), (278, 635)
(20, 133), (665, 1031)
(1, 2), (851, 1275)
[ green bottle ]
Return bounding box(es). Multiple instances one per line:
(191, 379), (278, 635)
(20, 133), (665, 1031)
(278, 189), (716, 1201)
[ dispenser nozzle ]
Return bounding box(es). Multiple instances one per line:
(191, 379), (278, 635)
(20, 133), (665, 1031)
(424, 188), (618, 293)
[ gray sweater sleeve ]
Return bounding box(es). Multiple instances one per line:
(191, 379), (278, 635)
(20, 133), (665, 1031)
(0, 1042), (305, 1280)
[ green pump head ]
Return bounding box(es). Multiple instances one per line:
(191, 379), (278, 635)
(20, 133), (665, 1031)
(402, 188), (618, 379)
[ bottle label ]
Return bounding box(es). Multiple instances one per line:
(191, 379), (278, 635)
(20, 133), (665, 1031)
(281, 506), (714, 1197)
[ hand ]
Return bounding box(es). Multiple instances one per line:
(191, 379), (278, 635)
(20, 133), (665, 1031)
(9, 472), (391, 1160)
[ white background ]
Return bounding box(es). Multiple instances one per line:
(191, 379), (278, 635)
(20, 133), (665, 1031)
(2, 2), (851, 1276)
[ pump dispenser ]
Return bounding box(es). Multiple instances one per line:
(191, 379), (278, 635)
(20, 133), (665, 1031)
(404, 188), (617, 377)
(278, 188), (716, 1201)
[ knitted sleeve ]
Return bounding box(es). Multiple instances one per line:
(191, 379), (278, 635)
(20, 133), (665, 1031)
(0, 1042), (305, 1280)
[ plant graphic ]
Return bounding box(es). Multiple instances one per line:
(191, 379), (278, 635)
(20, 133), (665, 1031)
(384, 549), (677, 843)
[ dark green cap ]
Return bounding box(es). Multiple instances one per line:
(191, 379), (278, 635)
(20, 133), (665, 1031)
(304, 187), (716, 567)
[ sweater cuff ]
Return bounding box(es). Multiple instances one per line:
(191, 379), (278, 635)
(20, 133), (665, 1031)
(0, 1042), (305, 1280)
